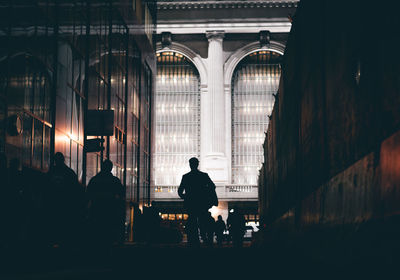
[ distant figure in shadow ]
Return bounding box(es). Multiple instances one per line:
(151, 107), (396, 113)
(201, 211), (215, 246)
(131, 203), (143, 242)
(141, 206), (162, 243)
(215, 215), (226, 246)
(46, 152), (85, 248)
(87, 159), (125, 247)
(227, 208), (246, 248)
(178, 157), (217, 247)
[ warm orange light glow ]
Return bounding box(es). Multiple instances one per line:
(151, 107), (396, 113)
(67, 133), (78, 142)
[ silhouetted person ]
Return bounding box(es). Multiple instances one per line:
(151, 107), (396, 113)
(178, 157), (217, 247)
(131, 203), (143, 242)
(46, 152), (85, 248)
(141, 206), (162, 243)
(227, 208), (246, 248)
(201, 211), (215, 246)
(87, 159), (125, 247)
(215, 215), (226, 246)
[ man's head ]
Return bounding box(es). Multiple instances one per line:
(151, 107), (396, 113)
(189, 157), (199, 171)
(101, 159), (113, 173)
(54, 152), (65, 166)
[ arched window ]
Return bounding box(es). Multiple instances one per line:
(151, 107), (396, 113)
(231, 50), (282, 185)
(154, 51), (201, 186)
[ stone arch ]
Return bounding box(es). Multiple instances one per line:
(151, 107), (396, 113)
(156, 42), (207, 86)
(224, 41), (285, 86)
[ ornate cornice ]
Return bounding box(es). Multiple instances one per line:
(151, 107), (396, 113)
(157, 1), (299, 10)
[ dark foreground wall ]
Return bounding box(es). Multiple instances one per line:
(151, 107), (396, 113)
(258, 0), (400, 249)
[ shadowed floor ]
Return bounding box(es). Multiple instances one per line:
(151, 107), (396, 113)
(1, 239), (398, 279)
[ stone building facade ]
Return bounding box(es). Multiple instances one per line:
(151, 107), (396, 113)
(151, 0), (298, 222)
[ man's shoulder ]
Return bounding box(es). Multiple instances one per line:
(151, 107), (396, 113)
(65, 165), (78, 177)
(198, 171), (210, 178)
(90, 173), (102, 180)
(183, 170), (209, 177)
(113, 175), (123, 185)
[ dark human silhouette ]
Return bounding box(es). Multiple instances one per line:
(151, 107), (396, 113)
(215, 215), (226, 246)
(141, 206), (162, 243)
(201, 211), (215, 246)
(87, 159), (125, 247)
(227, 208), (246, 248)
(46, 152), (85, 248)
(178, 157), (217, 247)
(131, 203), (143, 242)
(139, 206), (183, 244)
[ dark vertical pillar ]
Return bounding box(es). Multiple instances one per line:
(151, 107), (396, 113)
(122, 28), (129, 239)
(50, 2), (59, 168)
(123, 30), (128, 189)
(147, 69), (152, 206)
(1, 3), (12, 154)
(82, 1), (91, 186)
(136, 63), (142, 203)
(106, 1), (112, 159)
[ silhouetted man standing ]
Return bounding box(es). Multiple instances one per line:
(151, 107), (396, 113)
(227, 208), (246, 247)
(178, 157), (217, 247)
(87, 159), (125, 246)
(215, 215), (226, 246)
(47, 152), (85, 247)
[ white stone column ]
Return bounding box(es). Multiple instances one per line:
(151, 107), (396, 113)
(202, 31), (228, 185)
(224, 84), (232, 183)
(206, 31), (225, 154)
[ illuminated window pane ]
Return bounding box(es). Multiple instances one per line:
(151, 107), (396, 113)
(154, 52), (200, 186)
(168, 214), (176, 221)
(232, 51), (282, 185)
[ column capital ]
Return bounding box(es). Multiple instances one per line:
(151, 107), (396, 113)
(206, 30), (225, 41)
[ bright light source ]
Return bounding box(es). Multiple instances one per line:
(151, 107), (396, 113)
(209, 206), (221, 219)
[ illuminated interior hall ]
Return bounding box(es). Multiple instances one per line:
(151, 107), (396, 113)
(151, 0), (298, 223)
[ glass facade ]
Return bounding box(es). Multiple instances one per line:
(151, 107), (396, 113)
(153, 51), (201, 187)
(231, 50), (282, 185)
(0, 3), (56, 171)
(0, 1), (156, 242)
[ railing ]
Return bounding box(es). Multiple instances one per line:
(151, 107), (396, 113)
(224, 185), (258, 199)
(225, 185), (255, 193)
(152, 184), (258, 200)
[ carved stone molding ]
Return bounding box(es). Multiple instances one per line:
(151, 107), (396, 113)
(157, 1), (299, 10)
